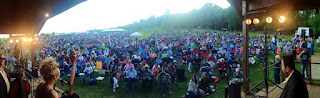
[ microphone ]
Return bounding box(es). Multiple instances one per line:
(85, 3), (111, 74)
(59, 77), (69, 85)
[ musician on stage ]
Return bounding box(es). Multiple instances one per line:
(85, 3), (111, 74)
(35, 51), (76, 98)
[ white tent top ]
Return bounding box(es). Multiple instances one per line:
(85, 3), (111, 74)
(102, 28), (127, 32)
(130, 32), (143, 37)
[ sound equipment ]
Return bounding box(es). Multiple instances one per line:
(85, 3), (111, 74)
(225, 83), (241, 98)
(176, 69), (186, 82)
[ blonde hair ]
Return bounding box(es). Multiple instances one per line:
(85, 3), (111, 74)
(40, 57), (60, 81)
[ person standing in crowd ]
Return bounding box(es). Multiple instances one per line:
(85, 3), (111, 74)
(280, 54), (308, 98)
(299, 49), (310, 78)
(157, 70), (172, 96)
(271, 55), (281, 84)
(292, 45), (297, 60)
(187, 55), (194, 72)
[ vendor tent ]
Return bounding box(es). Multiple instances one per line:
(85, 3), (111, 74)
(130, 32), (143, 37)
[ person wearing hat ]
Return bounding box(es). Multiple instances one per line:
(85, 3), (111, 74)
(141, 64), (153, 93)
(280, 54), (308, 98)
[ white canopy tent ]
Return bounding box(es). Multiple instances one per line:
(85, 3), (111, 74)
(130, 32), (143, 37)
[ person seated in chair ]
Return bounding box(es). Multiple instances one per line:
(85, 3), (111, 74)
(83, 62), (93, 85)
(167, 62), (177, 82)
(141, 64), (153, 93)
(124, 66), (137, 94)
(231, 68), (243, 83)
(111, 67), (122, 92)
(199, 60), (213, 77)
(217, 59), (228, 78)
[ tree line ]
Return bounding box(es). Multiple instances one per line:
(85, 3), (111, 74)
(120, 3), (320, 36)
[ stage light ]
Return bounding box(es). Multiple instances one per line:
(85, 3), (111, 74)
(253, 18), (260, 25)
(16, 40), (19, 43)
(9, 40), (13, 43)
(266, 16), (273, 23)
(45, 13), (50, 18)
(28, 38), (32, 42)
(246, 19), (252, 25)
(279, 16), (285, 23)
(22, 38), (27, 42)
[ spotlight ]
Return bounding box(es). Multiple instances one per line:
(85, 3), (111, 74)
(246, 19), (252, 25)
(253, 18), (260, 25)
(279, 16), (285, 23)
(266, 16), (273, 23)
(9, 40), (13, 43)
(16, 40), (19, 43)
(45, 13), (50, 18)
(22, 38), (27, 42)
(28, 38), (32, 42)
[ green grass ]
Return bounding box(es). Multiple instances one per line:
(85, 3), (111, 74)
(56, 64), (226, 98)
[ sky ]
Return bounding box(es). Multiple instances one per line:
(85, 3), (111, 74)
(39, 0), (230, 33)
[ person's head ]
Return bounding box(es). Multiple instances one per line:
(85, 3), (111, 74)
(144, 64), (149, 70)
(117, 66), (121, 71)
(130, 66), (134, 71)
(86, 62), (91, 67)
(275, 55), (280, 61)
(191, 75), (198, 83)
(39, 58), (60, 82)
(0, 54), (5, 66)
(202, 72), (208, 78)
(281, 54), (295, 77)
(204, 60), (207, 63)
(235, 68), (240, 73)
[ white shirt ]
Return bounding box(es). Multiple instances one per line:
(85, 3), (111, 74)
(283, 70), (294, 86)
(0, 69), (10, 93)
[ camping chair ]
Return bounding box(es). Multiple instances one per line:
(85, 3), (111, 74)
(94, 61), (103, 72)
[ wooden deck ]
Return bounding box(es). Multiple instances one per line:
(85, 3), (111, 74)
(241, 84), (320, 98)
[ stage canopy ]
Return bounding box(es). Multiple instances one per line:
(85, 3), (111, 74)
(0, 0), (86, 34)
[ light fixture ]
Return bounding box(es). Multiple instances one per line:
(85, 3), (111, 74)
(266, 16), (273, 23)
(9, 40), (13, 43)
(246, 19), (252, 25)
(22, 38), (27, 42)
(279, 16), (285, 23)
(253, 18), (260, 25)
(16, 40), (19, 43)
(28, 38), (32, 42)
(45, 13), (50, 18)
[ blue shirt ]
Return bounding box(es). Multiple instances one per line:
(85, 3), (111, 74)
(127, 69), (137, 78)
(156, 58), (162, 64)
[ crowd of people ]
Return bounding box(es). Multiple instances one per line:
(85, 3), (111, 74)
(1, 29), (317, 97)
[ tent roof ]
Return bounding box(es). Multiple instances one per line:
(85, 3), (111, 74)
(227, 0), (320, 20)
(0, 0), (86, 34)
(130, 32), (143, 37)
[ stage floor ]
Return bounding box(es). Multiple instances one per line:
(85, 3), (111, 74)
(241, 84), (320, 98)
